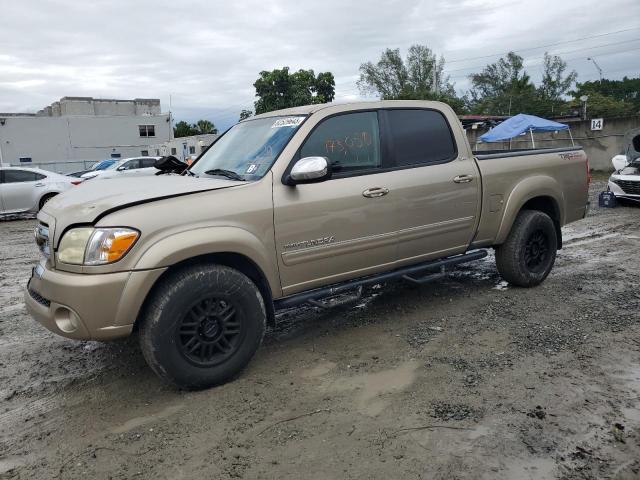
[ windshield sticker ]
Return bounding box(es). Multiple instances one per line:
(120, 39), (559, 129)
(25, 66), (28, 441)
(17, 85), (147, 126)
(271, 117), (304, 128)
(245, 163), (258, 174)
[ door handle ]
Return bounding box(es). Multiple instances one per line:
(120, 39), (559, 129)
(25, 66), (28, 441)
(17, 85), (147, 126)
(453, 175), (474, 184)
(34, 183), (45, 187)
(362, 187), (389, 198)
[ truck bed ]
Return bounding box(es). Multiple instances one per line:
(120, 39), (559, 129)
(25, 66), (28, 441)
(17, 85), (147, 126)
(470, 145), (589, 249)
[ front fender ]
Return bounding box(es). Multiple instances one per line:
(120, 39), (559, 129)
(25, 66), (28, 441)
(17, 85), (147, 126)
(495, 175), (565, 244)
(133, 226), (281, 297)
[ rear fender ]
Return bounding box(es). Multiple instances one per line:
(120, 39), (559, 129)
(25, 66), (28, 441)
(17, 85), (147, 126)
(495, 176), (564, 245)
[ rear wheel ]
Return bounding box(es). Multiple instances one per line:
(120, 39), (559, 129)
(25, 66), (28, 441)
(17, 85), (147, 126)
(495, 210), (557, 287)
(39, 193), (57, 210)
(139, 264), (266, 389)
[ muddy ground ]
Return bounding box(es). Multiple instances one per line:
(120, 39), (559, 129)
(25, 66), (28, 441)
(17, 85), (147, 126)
(1, 180), (639, 480)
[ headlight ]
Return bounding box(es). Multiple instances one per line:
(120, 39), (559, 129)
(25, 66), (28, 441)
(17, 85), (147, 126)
(58, 227), (139, 265)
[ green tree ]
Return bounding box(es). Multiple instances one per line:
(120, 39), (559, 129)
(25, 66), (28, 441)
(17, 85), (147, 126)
(253, 67), (336, 114)
(239, 109), (253, 121)
(537, 53), (577, 115)
(173, 120), (198, 138)
(357, 45), (463, 111)
(571, 76), (640, 113)
(568, 92), (635, 118)
(539, 53), (577, 101)
(195, 119), (217, 134)
(174, 119), (218, 137)
(468, 52), (538, 115)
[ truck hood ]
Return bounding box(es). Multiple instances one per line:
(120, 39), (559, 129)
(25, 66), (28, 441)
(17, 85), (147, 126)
(41, 174), (244, 238)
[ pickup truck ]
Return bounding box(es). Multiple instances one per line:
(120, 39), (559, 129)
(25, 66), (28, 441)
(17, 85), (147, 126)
(25, 100), (590, 389)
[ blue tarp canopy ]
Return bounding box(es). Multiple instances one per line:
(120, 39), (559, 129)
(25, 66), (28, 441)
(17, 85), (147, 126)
(479, 113), (569, 143)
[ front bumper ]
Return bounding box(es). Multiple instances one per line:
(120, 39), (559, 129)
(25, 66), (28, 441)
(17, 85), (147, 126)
(25, 260), (166, 341)
(609, 179), (640, 201)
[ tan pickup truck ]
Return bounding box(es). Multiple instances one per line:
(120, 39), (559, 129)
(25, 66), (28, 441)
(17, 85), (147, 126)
(25, 100), (590, 388)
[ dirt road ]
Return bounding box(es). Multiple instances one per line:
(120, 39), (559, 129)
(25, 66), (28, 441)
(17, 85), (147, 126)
(1, 181), (639, 479)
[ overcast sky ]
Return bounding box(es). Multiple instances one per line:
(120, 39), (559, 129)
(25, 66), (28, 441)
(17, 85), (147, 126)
(1, 0), (639, 130)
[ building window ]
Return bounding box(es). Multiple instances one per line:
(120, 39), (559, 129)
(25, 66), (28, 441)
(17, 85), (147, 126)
(155, 149), (160, 156)
(19, 157), (32, 163)
(111, 153), (121, 158)
(189, 146), (196, 154)
(138, 125), (156, 137)
(170, 147), (177, 155)
(141, 150), (149, 156)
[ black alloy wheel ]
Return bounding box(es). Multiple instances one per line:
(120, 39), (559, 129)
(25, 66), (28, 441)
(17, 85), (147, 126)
(177, 297), (245, 366)
(523, 230), (549, 274)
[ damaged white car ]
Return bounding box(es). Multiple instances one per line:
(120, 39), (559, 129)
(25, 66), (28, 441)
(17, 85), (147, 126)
(608, 128), (640, 204)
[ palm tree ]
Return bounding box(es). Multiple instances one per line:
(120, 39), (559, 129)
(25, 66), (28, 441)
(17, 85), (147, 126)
(196, 119), (217, 134)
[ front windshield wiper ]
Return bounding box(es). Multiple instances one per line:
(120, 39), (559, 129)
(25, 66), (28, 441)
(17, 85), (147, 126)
(203, 169), (246, 181)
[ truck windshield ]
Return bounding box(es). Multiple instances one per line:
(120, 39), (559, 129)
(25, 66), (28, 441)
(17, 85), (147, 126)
(189, 115), (305, 180)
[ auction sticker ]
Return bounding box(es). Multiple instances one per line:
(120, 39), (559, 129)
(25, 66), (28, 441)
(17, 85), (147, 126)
(271, 117), (304, 128)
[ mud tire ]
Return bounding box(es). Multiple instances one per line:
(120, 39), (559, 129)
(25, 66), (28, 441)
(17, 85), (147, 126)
(139, 264), (266, 389)
(495, 210), (557, 287)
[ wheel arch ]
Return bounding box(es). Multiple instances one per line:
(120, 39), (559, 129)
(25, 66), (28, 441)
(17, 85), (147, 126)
(134, 252), (277, 330)
(495, 176), (565, 248)
(38, 191), (60, 210)
(519, 196), (562, 249)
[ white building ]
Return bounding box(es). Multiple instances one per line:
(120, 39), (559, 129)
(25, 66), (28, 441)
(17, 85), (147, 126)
(150, 133), (218, 162)
(0, 97), (171, 173)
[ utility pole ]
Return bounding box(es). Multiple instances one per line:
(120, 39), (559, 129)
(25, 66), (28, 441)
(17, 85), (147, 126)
(580, 95), (589, 121)
(587, 57), (603, 83)
(0, 119), (5, 166)
(169, 94), (174, 140)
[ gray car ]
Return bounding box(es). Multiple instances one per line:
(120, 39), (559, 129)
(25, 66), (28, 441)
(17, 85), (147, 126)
(0, 167), (79, 215)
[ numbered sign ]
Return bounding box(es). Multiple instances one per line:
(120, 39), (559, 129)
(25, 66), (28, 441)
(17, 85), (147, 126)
(591, 118), (603, 131)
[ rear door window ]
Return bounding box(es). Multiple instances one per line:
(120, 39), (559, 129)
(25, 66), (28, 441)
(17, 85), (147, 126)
(300, 112), (381, 175)
(3, 170), (41, 183)
(386, 109), (457, 167)
(141, 158), (157, 168)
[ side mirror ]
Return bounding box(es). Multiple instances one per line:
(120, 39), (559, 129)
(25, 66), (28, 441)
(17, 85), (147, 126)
(116, 166), (126, 171)
(285, 156), (331, 185)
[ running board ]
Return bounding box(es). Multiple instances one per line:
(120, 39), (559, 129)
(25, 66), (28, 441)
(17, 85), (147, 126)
(402, 265), (446, 285)
(274, 250), (488, 310)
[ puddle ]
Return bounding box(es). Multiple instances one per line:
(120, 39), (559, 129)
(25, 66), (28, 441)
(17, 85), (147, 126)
(500, 457), (556, 480)
(565, 232), (619, 248)
(0, 455), (35, 475)
(613, 363), (640, 394)
(300, 361), (336, 379)
(329, 360), (419, 416)
(110, 404), (183, 434)
(493, 281), (509, 291)
(621, 406), (640, 423)
(467, 424), (491, 440)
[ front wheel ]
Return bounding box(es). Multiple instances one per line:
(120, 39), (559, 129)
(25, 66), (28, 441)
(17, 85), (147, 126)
(495, 210), (558, 287)
(139, 264), (266, 389)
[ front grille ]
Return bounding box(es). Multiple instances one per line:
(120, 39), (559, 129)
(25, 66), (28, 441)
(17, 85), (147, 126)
(28, 285), (51, 307)
(615, 179), (640, 195)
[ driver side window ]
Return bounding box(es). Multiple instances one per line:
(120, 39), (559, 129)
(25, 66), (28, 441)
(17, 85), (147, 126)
(300, 112), (381, 175)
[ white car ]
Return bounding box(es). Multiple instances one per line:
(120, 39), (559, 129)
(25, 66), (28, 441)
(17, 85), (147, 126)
(0, 167), (80, 215)
(608, 129), (640, 204)
(82, 157), (161, 180)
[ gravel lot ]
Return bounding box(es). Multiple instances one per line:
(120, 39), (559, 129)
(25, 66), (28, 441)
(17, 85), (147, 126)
(1, 180), (639, 480)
